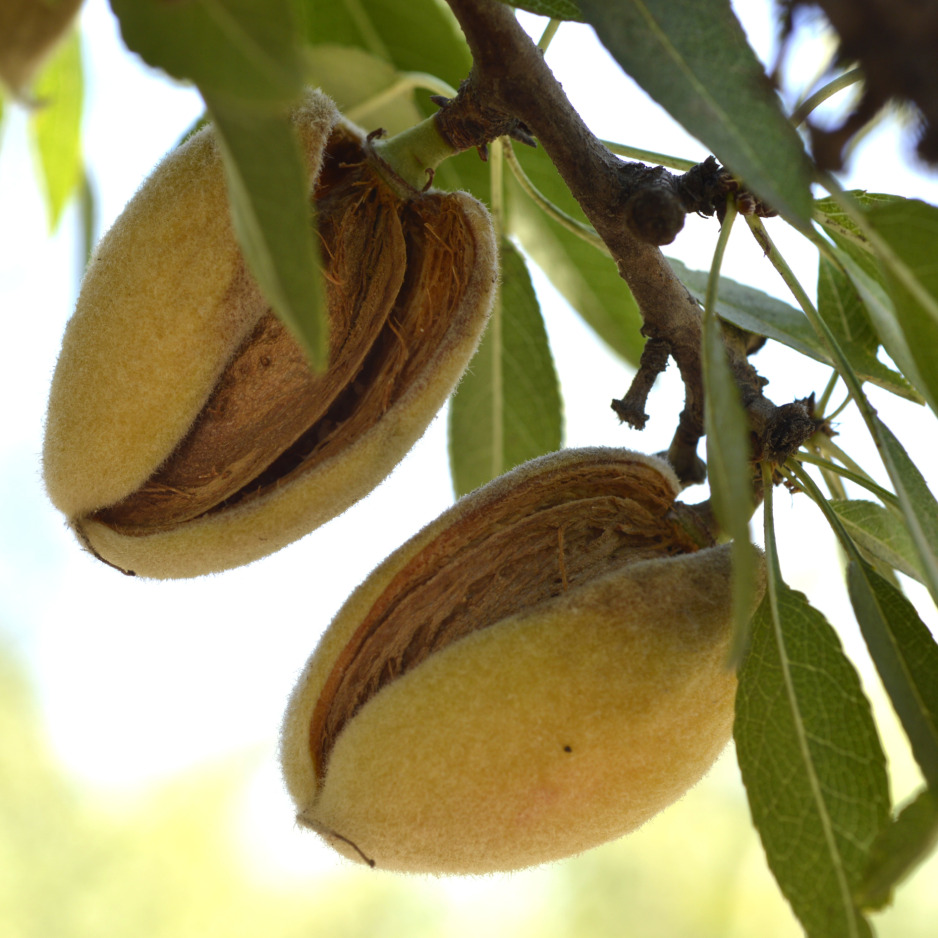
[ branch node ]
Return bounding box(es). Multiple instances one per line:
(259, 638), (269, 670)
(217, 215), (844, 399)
(432, 77), (537, 154)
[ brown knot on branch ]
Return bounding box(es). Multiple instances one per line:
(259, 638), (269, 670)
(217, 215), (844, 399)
(432, 79), (536, 160)
(676, 157), (778, 222)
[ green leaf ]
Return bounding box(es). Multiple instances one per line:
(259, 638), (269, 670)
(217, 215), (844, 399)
(831, 246), (934, 409)
(816, 257), (920, 402)
(701, 281), (756, 660)
(507, 147), (644, 365)
(109, 1), (325, 363)
(30, 29), (83, 231)
(872, 415), (938, 606)
(847, 562), (938, 789)
(578, 0), (813, 226)
(831, 499), (924, 583)
(297, 0), (491, 198)
(816, 193), (938, 408)
(109, 0), (306, 106)
(206, 98), (327, 367)
(305, 44), (423, 135)
(673, 254), (919, 399)
(859, 788), (938, 910)
(78, 169), (96, 270)
(301, 0), (472, 92)
(735, 585), (890, 938)
(865, 199), (938, 415)
(814, 191), (903, 291)
(497, 0), (585, 21)
(672, 257), (827, 360)
(449, 240), (563, 496)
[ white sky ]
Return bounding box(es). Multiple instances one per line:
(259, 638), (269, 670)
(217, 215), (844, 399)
(2, 0), (938, 894)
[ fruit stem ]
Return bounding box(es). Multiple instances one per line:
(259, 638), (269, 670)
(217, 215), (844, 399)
(369, 116), (459, 193)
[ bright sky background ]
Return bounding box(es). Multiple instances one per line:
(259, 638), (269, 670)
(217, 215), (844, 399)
(2, 0), (938, 916)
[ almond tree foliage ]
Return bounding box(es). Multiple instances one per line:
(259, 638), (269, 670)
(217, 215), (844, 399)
(5, 1), (938, 935)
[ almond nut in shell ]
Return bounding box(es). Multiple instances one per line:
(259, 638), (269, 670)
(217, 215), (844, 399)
(280, 447), (766, 874)
(42, 89), (497, 578)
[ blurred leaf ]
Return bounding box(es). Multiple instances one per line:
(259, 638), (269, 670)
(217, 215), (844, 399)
(865, 199), (938, 416)
(507, 148), (643, 365)
(297, 0), (489, 200)
(847, 561), (938, 790)
(0, 645), (446, 937)
(736, 584), (889, 938)
(30, 29), (83, 231)
(306, 44), (422, 134)
(206, 98), (328, 367)
(497, 0), (585, 21)
(301, 0), (471, 92)
(578, 0), (813, 226)
(449, 240), (562, 495)
(78, 169), (96, 270)
(831, 499), (924, 583)
(817, 257), (920, 402)
(872, 415), (938, 606)
(859, 787), (938, 911)
(109, 0), (306, 106)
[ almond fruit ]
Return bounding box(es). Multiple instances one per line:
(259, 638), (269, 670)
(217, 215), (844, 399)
(42, 90), (497, 578)
(280, 447), (765, 874)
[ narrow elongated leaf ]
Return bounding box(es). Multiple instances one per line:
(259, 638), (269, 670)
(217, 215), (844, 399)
(449, 241), (563, 496)
(702, 315), (755, 659)
(815, 191), (938, 411)
(847, 274), (929, 397)
(109, 1), (326, 365)
(673, 257), (827, 359)
(110, 0), (305, 105)
(848, 561), (938, 789)
(578, 0), (813, 225)
(497, 0), (585, 21)
(78, 170), (97, 270)
(736, 585), (889, 938)
(206, 98), (327, 367)
(817, 257), (919, 401)
(698, 209), (757, 660)
(873, 415), (938, 605)
(831, 499), (924, 583)
(507, 149), (643, 365)
(30, 30), (83, 231)
(865, 199), (938, 413)
(859, 788), (938, 910)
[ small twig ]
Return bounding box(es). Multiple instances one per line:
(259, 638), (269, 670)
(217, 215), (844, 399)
(611, 337), (671, 430)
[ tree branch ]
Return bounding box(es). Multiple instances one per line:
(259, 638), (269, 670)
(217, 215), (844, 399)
(441, 0), (810, 487)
